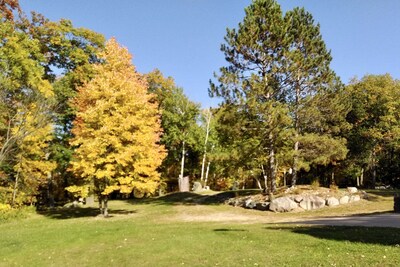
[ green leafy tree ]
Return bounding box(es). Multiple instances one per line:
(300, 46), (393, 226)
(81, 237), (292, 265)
(12, 109), (56, 206)
(345, 74), (400, 187)
(70, 39), (166, 216)
(16, 12), (105, 202)
(0, 18), (55, 205)
(147, 70), (202, 192)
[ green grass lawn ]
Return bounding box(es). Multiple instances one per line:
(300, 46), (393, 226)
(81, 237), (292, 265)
(1, 191), (400, 266)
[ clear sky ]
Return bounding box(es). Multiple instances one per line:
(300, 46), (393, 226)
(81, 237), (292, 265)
(19, 0), (400, 108)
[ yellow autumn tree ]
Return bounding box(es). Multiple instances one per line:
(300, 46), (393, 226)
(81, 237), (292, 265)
(69, 38), (166, 216)
(12, 103), (56, 206)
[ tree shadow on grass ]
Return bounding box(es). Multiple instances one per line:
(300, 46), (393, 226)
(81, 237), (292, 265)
(265, 225), (400, 246)
(274, 211), (400, 228)
(214, 228), (248, 232)
(130, 190), (262, 206)
(366, 189), (400, 197)
(38, 207), (137, 220)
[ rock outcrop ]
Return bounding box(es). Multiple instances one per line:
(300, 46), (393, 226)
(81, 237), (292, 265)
(326, 197), (340, 207)
(269, 197), (298, 212)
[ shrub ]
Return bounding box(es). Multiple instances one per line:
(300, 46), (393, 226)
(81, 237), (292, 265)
(311, 179), (320, 189)
(0, 203), (11, 212)
(330, 184), (339, 192)
(0, 206), (34, 223)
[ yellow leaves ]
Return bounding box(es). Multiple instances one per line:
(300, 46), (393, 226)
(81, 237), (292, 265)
(65, 185), (89, 198)
(102, 185), (119, 195)
(120, 185), (133, 194)
(70, 38), (166, 196)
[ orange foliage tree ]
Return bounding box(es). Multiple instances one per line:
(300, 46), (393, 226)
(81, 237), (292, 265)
(69, 38), (166, 216)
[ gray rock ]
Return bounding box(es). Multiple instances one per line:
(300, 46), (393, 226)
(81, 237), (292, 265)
(293, 195), (303, 203)
(64, 201), (82, 208)
(85, 195), (95, 205)
(192, 181), (203, 192)
(347, 187), (358, 194)
(349, 195), (361, 202)
(326, 197), (340, 207)
(269, 197), (298, 212)
(299, 196), (326, 210)
(227, 198), (241, 207)
(231, 181), (239, 191)
(255, 202), (270, 211)
(339, 195), (349, 204)
(244, 199), (257, 209)
(360, 191), (369, 200)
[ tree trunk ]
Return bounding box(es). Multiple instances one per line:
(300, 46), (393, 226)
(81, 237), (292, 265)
(283, 170), (287, 187)
(360, 167), (364, 187)
(11, 171), (20, 208)
(292, 139), (299, 187)
(204, 161), (211, 186)
(372, 151), (377, 187)
(103, 195), (108, 217)
(200, 109), (211, 184)
(179, 141), (186, 192)
(200, 153), (207, 184)
(269, 133), (277, 193)
(261, 165), (268, 193)
(292, 80), (301, 187)
(98, 195), (104, 215)
(98, 195), (109, 217)
(47, 171), (55, 207)
(254, 176), (263, 190)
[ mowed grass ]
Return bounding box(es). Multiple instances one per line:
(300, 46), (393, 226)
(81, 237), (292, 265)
(1, 190), (400, 266)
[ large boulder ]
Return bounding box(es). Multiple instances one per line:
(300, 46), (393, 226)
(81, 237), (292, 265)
(349, 195), (361, 202)
(339, 195), (349, 204)
(244, 198), (257, 209)
(293, 195), (303, 203)
(269, 197), (298, 212)
(326, 197), (340, 207)
(192, 181), (203, 192)
(347, 187), (358, 194)
(299, 196), (326, 210)
(255, 202), (270, 211)
(360, 191), (369, 200)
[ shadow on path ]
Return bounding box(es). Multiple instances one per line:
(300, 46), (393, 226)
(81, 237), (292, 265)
(276, 212), (400, 229)
(265, 225), (400, 246)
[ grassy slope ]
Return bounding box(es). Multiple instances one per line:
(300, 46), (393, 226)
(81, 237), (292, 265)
(1, 190), (399, 266)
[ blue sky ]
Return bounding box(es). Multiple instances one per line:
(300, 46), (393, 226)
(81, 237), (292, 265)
(20, 0), (400, 108)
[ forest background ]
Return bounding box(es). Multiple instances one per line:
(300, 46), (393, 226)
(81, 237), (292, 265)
(1, 0), (400, 211)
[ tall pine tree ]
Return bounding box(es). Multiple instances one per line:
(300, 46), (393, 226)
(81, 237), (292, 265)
(210, 0), (348, 189)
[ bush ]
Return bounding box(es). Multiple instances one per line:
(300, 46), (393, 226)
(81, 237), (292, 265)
(0, 186), (34, 207)
(0, 205), (34, 223)
(310, 179), (320, 190)
(0, 203), (11, 212)
(329, 184), (339, 192)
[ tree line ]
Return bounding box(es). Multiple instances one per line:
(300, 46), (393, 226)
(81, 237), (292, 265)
(0, 0), (399, 212)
